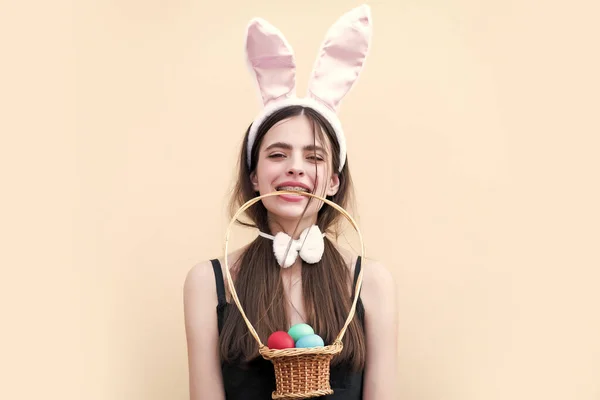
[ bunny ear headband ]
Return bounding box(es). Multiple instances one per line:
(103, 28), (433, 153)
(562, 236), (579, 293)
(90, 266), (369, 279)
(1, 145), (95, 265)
(244, 4), (373, 172)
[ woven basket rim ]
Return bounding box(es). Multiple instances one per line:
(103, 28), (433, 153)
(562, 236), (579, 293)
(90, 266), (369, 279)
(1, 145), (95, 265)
(259, 341), (344, 359)
(223, 190), (365, 352)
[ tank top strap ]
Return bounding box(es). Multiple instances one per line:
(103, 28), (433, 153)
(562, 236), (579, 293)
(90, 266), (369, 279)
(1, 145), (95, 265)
(210, 259), (227, 307)
(352, 255), (362, 300)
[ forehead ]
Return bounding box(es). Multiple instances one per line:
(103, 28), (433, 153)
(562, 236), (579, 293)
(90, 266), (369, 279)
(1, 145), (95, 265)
(261, 114), (330, 149)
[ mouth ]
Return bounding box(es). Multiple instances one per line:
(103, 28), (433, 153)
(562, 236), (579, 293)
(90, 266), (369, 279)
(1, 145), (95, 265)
(275, 185), (311, 193)
(275, 185), (312, 203)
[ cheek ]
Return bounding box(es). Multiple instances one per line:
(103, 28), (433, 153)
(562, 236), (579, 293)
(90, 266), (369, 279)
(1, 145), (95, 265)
(256, 163), (279, 187)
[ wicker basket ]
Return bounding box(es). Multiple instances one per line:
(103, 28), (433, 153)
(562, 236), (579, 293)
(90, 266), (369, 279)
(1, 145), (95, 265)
(223, 190), (365, 400)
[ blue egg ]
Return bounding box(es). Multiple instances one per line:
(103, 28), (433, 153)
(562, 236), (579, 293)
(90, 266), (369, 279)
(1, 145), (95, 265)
(295, 334), (325, 348)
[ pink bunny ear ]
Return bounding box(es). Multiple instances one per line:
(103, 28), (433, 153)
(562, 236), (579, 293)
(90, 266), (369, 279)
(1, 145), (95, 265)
(245, 18), (296, 107)
(307, 5), (372, 112)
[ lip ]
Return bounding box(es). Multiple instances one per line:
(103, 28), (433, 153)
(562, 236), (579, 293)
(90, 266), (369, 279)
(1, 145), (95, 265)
(275, 181), (312, 191)
(275, 181), (312, 202)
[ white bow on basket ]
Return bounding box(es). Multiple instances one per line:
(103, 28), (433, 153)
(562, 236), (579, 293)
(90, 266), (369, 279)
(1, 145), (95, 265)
(258, 225), (326, 268)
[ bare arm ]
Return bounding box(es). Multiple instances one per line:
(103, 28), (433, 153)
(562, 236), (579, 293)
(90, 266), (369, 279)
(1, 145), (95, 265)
(361, 259), (399, 399)
(183, 261), (226, 400)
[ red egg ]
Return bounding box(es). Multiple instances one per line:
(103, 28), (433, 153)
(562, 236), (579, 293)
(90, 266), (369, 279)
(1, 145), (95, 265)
(267, 331), (295, 349)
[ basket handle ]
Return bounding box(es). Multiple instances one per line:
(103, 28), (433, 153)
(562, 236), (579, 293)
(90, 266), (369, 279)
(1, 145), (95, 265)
(223, 190), (365, 349)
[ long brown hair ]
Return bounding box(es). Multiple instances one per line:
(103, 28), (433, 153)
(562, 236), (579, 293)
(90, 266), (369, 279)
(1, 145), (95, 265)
(220, 105), (366, 370)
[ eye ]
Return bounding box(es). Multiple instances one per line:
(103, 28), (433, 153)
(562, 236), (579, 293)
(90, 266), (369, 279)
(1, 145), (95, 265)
(307, 155), (325, 162)
(268, 153), (286, 159)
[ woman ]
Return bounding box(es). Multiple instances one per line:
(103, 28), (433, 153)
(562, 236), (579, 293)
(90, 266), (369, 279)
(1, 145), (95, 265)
(184, 5), (398, 399)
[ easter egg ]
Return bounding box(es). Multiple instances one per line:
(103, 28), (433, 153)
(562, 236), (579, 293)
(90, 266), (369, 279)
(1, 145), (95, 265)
(295, 334), (325, 348)
(287, 323), (315, 342)
(267, 331), (295, 349)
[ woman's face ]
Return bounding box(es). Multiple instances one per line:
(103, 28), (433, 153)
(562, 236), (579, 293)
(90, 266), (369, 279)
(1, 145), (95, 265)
(250, 113), (340, 223)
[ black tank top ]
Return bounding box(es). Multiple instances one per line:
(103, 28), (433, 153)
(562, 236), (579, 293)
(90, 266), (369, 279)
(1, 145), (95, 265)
(210, 257), (365, 400)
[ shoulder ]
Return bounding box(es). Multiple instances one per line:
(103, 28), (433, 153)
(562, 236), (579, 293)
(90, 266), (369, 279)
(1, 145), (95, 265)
(334, 246), (395, 302)
(183, 260), (219, 309)
(183, 246), (248, 305)
(361, 258), (394, 284)
(336, 246), (361, 278)
(358, 258), (397, 311)
(334, 247), (391, 298)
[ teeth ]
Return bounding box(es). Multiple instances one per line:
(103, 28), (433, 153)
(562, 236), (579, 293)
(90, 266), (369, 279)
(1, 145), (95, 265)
(278, 186), (309, 192)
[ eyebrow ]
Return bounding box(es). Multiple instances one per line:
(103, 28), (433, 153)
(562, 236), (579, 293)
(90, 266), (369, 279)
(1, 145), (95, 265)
(264, 142), (326, 153)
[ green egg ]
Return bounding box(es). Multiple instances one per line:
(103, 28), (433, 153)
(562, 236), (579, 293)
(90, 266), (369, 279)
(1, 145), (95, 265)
(287, 323), (315, 342)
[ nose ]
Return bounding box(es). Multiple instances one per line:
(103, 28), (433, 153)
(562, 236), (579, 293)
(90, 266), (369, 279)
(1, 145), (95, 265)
(286, 156), (305, 177)
(286, 166), (305, 177)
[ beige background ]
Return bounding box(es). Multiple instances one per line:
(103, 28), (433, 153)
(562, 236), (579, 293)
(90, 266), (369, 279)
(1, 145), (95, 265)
(2, 0), (599, 399)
